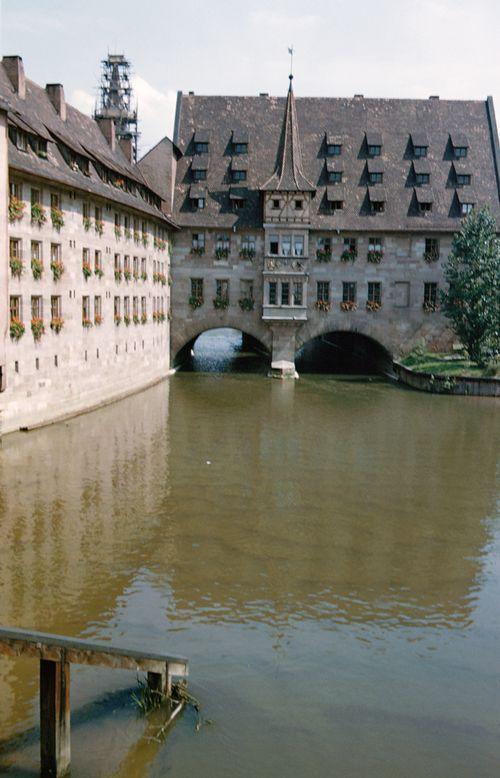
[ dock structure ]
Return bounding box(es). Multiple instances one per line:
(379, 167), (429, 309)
(0, 626), (188, 777)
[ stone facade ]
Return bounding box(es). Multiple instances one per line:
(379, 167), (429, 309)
(0, 57), (175, 436)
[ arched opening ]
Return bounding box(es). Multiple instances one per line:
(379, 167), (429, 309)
(296, 331), (393, 376)
(175, 328), (270, 373)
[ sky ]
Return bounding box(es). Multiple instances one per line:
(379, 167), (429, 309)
(1, 0), (499, 158)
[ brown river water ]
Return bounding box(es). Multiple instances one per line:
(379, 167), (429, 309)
(0, 330), (499, 777)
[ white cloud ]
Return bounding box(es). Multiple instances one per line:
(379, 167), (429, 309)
(249, 9), (319, 29)
(71, 88), (95, 116)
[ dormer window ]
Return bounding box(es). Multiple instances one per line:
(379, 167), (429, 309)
(450, 133), (468, 159)
(328, 171), (342, 183)
(366, 132), (383, 157)
(189, 185), (206, 210)
(327, 144), (341, 156)
(16, 128), (29, 152)
(272, 199), (280, 209)
(193, 169), (206, 181)
(461, 202), (474, 215)
(414, 146), (427, 158)
(410, 132), (429, 158)
(229, 187), (246, 210)
(457, 174), (471, 186)
(194, 130), (210, 154)
(232, 129), (248, 154)
(368, 187), (386, 213)
(326, 186), (345, 211)
(368, 145), (381, 157)
(191, 155), (208, 182)
(415, 173), (430, 186)
(369, 172), (383, 184)
(195, 141), (208, 154)
(295, 199), (303, 210)
(232, 169), (247, 182)
(415, 186), (434, 214)
(454, 146), (467, 158)
(234, 143), (247, 154)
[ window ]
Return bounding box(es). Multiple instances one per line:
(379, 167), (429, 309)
(192, 232), (205, 251)
(415, 173), (430, 186)
(295, 199), (303, 210)
(141, 257), (147, 276)
(425, 238), (439, 260)
(342, 282), (356, 303)
(50, 192), (60, 210)
(141, 296), (147, 316)
(16, 129), (29, 152)
(368, 282), (381, 303)
(231, 170), (247, 182)
(327, 144), (341, 156)
(294, 236), (304, 256)
(234, 142), (248, 154)
(94, 296), (102, 321)
(124, 255), (131, 273)
(461, 202), (474, 216)
(133, 296), (139, 316)
(31, 296), (42, 319)
(269, 235), (279, 255)
(216, 234), (230, 250)
(242, 235), (256, 252)
(282, 235), (292, 256)
(232, 197), (245, 210)
(133, 256), (139, 276)
(368, 237), (382, 252)
(191, 278), (203, 298)
(419, 201), (432, 213)
(124, 214), (130, 230)
(193, 169), (206, 181)
(317, 281), (330, 302)
(114, 296), (121, 317)
(193, 197), (205, 210)
(240, 279), (253, 299)
(372, 201), (385, 213)
(414, 146), (427, 157)
(457, 174), (471, 186)
(82, 295), (90, 322)
(10, 238), (21, 259)
(329, 200), (343, 211)
(368, 145), (381, 157)
(51, 295), (61, 319)
(114, 253), (121, 271)
(369, 172), (383, 184)
(10, 296), (22, 321)
(124, 296), (130, 318)
(94, 206), (102, 222)
(424, 282), (438, 305)
(9, 180), (22, 199)
(31, 241), (42, 261)
(114, 212), (120, 228)
(281, 282), (290, 305)
(454, 146), (467, 158)
(272, 199), (280, 209)
(194, 142), (209, 154)
(216, 279), (229, 300)
(269, 281), (277, 305)
(141, 221), (147, 238)
(344, 237), (357, 252)
(31, 187), (41, 207)
(293, 282), (303, 306)
(51, 243), (61, 262)
(328, 171), (342, 183)
(82, 202), (90, 221)
(317, 236), (331, 252)
(95, 250), (102, 272)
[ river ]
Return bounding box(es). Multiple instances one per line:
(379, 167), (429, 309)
(0, 330), (498, 777)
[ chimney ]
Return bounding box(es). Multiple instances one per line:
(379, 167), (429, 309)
(2, 56), (26, 99)
(96, 117), (116, 151)
(119, 135), (134, 163)
(46, 83), (66, 120)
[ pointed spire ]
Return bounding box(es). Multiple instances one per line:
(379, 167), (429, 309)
(262, 75), (315, 192)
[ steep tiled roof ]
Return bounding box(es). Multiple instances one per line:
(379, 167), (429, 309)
(0, 62), (177, 226)
(173, 88), (500, 231)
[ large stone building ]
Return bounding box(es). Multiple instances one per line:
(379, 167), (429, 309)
(161, 76), (500, 375)
(0, 56), (176, 435)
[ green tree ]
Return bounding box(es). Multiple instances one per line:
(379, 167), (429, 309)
(441, 207), (500, 366)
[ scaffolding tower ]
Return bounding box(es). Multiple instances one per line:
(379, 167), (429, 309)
(94, 54), (139, 162)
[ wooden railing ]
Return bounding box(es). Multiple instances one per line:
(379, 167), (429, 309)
(0, 626), (188, 777)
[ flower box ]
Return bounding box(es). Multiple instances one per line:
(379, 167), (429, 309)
(82, 262), (92, 280)
(9, 257), (23, 278)
(114, 226), (122, 239)
(239, 247), (255, 260)
(141, 271), (148, 281)
(9, 195), (25, 223)
(238, 297), (254, 311)
(133, 271), (139, 281)
(94, 314), (103, 326)
(133, 314), (140, 325)
(367, 250), (383, 264)
(50, 260), (65, 280)
(134, 231), (140, 244)
(341, 248), (357, 262)
(10, 317), (25, 340)
(95, 219), (104, 236)
(315, 300), (331, 312)
(215, 247), (229, 260)
(114, 314), (122, 325)
(189, 295), (203, 309)
(51, 207), (64, 231)
(31, 317), (45, 341)
(191, 246), (205, 256)
(50, 317), (64, 333)
(124, 270), (132, 281)
(213, 297), (229, 310)
(424, 250), (439, 263)
(141, 313), (147, 324)
(114, 269), (123, 282)
(82, 317), (93, 328)
(142, 236), (149, 248)
(83, 216), (92, 231)
(316, 248), (332, 262)
(422, 301), (439, 312)
(366, 300), (382, 312)
(94, 267), (104, 279)
(31, 202), (47, 226)
(31, 258), (43, 279)
(124, 314), (131, 326)
(340, 300), (357, 312)
(125, 228), (132, 240)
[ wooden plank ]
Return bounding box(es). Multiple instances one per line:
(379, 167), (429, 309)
(0, 626), (188, 676)
(40, 659), (70, 777)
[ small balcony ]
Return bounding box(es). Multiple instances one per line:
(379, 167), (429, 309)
(264, 256), (308, 274)
(262, 305), (308, 322)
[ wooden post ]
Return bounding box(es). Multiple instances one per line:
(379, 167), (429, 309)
(40, 658), (71, 777)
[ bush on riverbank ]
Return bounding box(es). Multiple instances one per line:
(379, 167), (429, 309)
(401, 346), (498, 378)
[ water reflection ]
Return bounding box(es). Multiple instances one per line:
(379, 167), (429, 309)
(0, 371), (498, 776)
(178, 328), (269, 373)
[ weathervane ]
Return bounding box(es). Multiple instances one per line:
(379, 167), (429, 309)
(288, 45), (294, 79)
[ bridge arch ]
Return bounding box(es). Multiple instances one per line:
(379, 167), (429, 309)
(296, 321), (394, 375)
(172, 318), (272, 367)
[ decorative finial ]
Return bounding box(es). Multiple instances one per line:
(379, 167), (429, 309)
(288, 45), (294, 81)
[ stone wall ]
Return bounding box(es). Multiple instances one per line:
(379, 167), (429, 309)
(1, 173), (172, 436)
(0, 111), (7, 391)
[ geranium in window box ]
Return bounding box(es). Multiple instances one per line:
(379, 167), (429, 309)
(134, 230), (140, 244)
(238, 297), (254, 311)
(215, 247), (229, 260)
(9, 195), (25, 223)
(82, 261), (92, 280)
(94, 267), (104, 279)
(366, 300), (382, 312)
(152, 311), (158, 322)
(158, 312), (166, 322)
(142, 235), (149, 248)
(31, 202), (47, 226)
(189, 295), (203, 309)
(31, 317), (45, 340)
(422, 301), (439, 312)
(114, 314), (122, 325)
(424, 250), (439, 263)
(340, 300), (357, 312)
(367, 250), (383, 263)
(114, 225), (122, 239)
(340, 248), (357, 262)
(51, 207), (64, 231)
(50, 317), (64, 333)
(141, 313), (147, 324)
(159, 273), (167, 286)
(114, 269), (123, 282)
(31, 258), (43, 279)
(141, 271), (148, 281)
(94, 314), (103, 326)
(124, 228), (132, 240)
(115, 178), (125, 190)
(153, 272), (159, 284)
(9, 257), (23, 277)
(124, 269), (132, 282)
(213, 296), (229, 310)
(95, 219), (104, 236)
(50, 260), (65, 280)
(10, 317), (25, 340)
(83, 216), (92, 231)
(316, 248), (332, 262)
(133, 313), (140, 324)
(124, 314), (131, 326)
(315, 300), (331, 312)
(239, 247), (255, 260)
(191, 246), (205, 256)
(82, 316), (93, 328)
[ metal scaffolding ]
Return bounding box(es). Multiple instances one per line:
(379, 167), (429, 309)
(94, 54), (139, 162)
